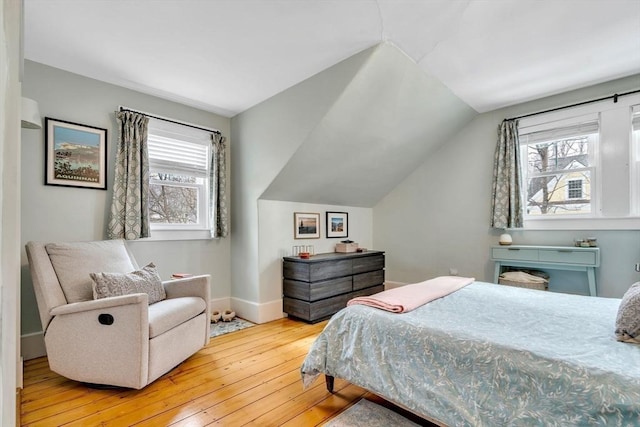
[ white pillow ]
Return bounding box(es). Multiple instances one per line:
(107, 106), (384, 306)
(90, 263), (166, 305)
(615, 282), (640, 344)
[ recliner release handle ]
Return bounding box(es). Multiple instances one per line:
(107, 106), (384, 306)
(98, 313), (114, 325)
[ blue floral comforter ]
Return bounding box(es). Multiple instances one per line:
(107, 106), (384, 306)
(301, 282), (640, 426)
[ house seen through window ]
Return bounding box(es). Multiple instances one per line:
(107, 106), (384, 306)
(147, 118), (211, 231)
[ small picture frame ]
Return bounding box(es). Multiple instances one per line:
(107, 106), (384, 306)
(294, 212), (320, 239)
(326, 211), (348, 238)
(45, 117), (108, 190)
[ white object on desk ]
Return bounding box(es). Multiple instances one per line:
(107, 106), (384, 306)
(491, 245), (600, 296)
(498, 233), (513, 245)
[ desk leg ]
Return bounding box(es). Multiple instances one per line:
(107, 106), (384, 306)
(587, 267), (597, 297)
(493, 262), (502, 284)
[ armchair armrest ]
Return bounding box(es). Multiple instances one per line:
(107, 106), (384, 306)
(163, 275), (211, 341)
(50, 293), (148, 316)
(163, 274), (210, 302)
(162, 274), (211, 345)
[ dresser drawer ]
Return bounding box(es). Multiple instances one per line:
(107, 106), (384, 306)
(492, 247), (539, 261)
(310, 276), (352, 301)
(352, 254), (385, 274)
(284, 294), (351, 322)
(353, 270), (385, 291)
(539, 249), (596, 265)
(310, 293), (352, 321)
(309, 259), (352, 281)
(284, 277), (352, 301)
(283, 261), (309, 281)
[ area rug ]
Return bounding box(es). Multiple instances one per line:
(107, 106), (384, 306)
(210, 317), (255, 338)
(324, 399), (420, 427)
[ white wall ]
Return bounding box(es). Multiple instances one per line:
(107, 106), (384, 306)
(374, 75), (640, 298)
(261, 43), (476, 207)
(20, 61), (232, 342)
(1, 0), (22, 424)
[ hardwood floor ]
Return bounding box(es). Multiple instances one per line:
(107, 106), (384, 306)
(21, 318), (382, 426)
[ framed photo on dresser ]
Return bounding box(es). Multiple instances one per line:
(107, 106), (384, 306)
(294, 212), (320, 239)
(326, 211), (348, 238)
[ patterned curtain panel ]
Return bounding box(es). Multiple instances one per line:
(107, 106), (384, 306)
(210, 133), (229, 238)
(107, 111), (150, 240)
(490, 119), (523, 229)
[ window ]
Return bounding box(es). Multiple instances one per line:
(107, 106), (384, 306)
(147, 118), (211, 233)
(632, 105), (640, 216)
(516, 93), (640, 230)
(519, 114), (598, 217)
(567, 179), (583, 200)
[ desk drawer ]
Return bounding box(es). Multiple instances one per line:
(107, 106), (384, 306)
(492, 247), (539, 261)
(539, 249), (596, 266)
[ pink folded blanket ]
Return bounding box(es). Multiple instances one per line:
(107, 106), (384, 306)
(347, 276), (475, 313)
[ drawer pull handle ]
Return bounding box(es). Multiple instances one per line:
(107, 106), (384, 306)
(507, 248), (520, 251)
(557, 250), (573, 253)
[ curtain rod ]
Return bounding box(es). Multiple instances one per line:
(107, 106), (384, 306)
(506, 89), (640, 122)
(118, 106), (221, 135)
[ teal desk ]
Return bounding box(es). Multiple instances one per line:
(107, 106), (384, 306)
(491, 245), (600, 296)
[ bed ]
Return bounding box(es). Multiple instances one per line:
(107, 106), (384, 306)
(301, 281), (640, 426)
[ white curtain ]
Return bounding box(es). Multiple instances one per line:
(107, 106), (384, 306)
(490, 119), (523, 229)
(107, 111), (150, 240)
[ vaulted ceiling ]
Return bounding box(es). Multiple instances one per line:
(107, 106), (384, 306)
(260, 43), (476, 207)
(23, 0), (640, 118)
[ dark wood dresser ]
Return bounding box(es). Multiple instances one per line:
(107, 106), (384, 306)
(283, 250), (385, 322)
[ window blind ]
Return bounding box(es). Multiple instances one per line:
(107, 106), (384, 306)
(519, 120), (599, 145)
(147, 118), (210, 177)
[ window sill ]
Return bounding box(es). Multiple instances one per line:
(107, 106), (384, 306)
(516, 216), (640, 231)
(143, 229), (213, 241)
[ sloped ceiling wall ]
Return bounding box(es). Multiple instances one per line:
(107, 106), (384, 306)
(260, 42), (477, 207)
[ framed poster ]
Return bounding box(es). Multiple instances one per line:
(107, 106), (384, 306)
(326, 211), (348, 238)
(45, 117), (107, 190)
(294, 212), (320, 239)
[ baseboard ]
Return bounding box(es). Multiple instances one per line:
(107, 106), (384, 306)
(21, 332), (46, 361)
(384, 280), (406, 290)
(209, 296), (232, 314)
(18, 357), (23, 389)
(230, 297), (284, 324)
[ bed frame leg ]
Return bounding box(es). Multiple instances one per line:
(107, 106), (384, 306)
(325, 375), (335, 393)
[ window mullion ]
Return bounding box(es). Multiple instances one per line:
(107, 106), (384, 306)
(528, 166), (593, 179)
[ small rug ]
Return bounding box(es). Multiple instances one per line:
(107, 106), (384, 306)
(210, 317), (255, 338)
(324, 399), (420, 427)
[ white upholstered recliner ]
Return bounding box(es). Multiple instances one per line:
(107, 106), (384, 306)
(25, 239), (210, 389)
